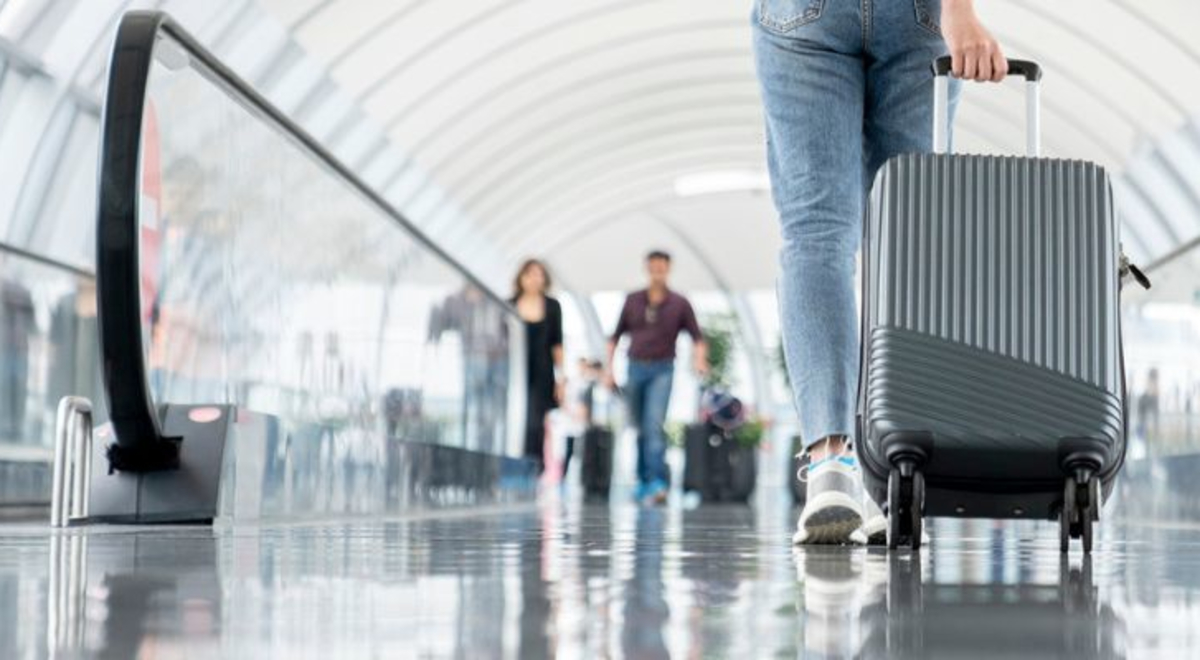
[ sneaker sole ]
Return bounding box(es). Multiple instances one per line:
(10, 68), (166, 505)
(861, 518), (932, 546)
(796, 492), (864, 545)
(863, 515), (888, 546)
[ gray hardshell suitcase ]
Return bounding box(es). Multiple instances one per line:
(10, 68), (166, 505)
(857, 57), (1149, 553)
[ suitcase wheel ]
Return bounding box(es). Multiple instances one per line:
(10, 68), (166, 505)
(886, 463), (925, 551)
(1059, 472), (1100, 554)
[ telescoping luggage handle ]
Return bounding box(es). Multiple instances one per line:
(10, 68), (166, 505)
(932, 56), (1043, 157)
(932, 56), (1151, 291)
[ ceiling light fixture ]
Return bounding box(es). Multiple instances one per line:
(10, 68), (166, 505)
(673, 170), (770, 198)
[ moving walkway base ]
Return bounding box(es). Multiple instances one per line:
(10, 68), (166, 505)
(84, 404), (260, 525)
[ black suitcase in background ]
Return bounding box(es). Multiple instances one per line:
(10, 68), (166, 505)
(683, 423), (756, 503)
(682, 423), (709, 494)
(581, 426), (613, 499)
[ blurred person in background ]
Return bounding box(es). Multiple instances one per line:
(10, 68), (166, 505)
(1137, 367), (1161, 444)
(0, 278), (35, 442)
(428, 283), (511, 449)
(511, 259), (564, 473)
(606, 250), (707, 505)
(558, 357), (596, 483)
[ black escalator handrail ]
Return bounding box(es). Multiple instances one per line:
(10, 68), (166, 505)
(96, 11), (518, 472)
(98, 11), (178, 472)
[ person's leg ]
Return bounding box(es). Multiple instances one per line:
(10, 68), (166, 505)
(755, 3), (866, 458)
(625, 362), (650, 492)
(524, 394), (549, 473)
(562, 435), (575, 477)
(754, 1), (867, 543)
(863, 0), (957, 187)
(639, 363), (675, 502)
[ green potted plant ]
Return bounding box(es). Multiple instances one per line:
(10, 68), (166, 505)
(702, 314), (736, 390)
(733, 418), (766, 448)
(665, 420), (687, 448)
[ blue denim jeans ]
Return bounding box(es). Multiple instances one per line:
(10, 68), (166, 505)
(626, 360), (674, 488)
(753, 0), (959, 449)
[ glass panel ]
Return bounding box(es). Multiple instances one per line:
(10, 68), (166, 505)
(0, 250), (102, 503)
(1116, 243), (1200, 520)
(1122, 245), (1200, 461)
(26, 110), (97, 270)
(139, 31), (521, 459)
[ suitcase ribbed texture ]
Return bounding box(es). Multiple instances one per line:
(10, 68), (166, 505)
(863, 153), (1123, 454)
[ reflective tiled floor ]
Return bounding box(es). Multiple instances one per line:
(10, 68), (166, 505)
(3, 501), (1200, 658)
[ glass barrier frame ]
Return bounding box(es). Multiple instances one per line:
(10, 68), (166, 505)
(96, 10), (521, 473)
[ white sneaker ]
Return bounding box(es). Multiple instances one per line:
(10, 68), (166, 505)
(793, 456), (866, 545)
(862, 493), (888, 546)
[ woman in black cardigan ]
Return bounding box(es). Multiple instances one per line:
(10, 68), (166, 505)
(511, 259), (564, 473)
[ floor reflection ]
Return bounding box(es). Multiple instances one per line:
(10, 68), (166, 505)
(621, 508), (668, 657)
(794, 546), (1119, 658)
(6, 502), (1200, 658)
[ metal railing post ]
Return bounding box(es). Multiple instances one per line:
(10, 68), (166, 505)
(51, 399), (71, 527)
(51, 397), (93, 528)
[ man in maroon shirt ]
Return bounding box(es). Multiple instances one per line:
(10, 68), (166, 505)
(606, 250), (708, 505)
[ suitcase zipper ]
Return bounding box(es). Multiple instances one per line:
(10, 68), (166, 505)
(1119, 250), (1152, 290)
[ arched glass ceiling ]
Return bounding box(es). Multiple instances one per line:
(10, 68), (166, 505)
(4, 0), (1198, 293)
(258, 0), (1200, 282)
(0, 0), (512, 284)
(1, 0), (1197, 414)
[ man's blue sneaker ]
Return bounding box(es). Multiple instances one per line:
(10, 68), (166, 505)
(641, 479), (668, 506)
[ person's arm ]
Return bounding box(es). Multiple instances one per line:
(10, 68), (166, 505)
(941, 0), (1007, 82)
(692, 339), (709, 380)
(604, 340), (619, 390)
(680, 298), (709, 378)
(605, 297), (630, 389)
(549, 298), (566, 402)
